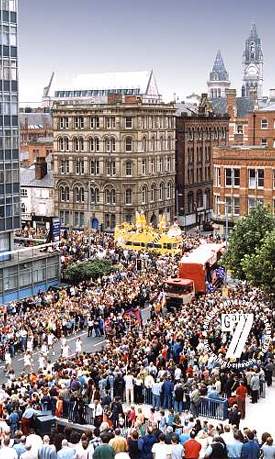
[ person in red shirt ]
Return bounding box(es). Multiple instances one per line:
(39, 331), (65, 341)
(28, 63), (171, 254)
(236, 380), (248, 418)
(183, 430), (202, 459)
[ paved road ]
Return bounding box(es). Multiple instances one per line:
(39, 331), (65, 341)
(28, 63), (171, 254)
(0, 306), (151, 383)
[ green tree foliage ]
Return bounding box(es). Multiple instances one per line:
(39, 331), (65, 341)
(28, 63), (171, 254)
(241, 229), (275, 293)
(223, 205), (275, 279)
(63, 259), (114, 284)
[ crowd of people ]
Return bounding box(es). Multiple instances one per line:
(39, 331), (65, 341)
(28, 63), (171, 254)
(0, 229), (274, 459)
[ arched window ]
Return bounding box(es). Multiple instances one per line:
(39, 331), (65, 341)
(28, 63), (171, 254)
(142, 137), (147, 152)
(151, 136), (156, 151)
(73, 137), (80, 151)
(58, 137), (69, 152)
(60, 185), (69, 202)
(105, 189), (115, 205)
(125, 136), (133, 152)
(125, 188), (132, 205)
(90, 187), (100, 204)
(167, 182), (172, 199)
(104, 137), (111, 152)
(74, 186), (85, 203)
(160, 137), (164, 151)
(111, 137), (116, 152)
(159, 182), (165, 201)
(167, 136), (172, 150)
(90, 137), (99, 152)
(141, 186), (147, 204)
(125, 160), (132, 176)
(150, 184), (157, 202)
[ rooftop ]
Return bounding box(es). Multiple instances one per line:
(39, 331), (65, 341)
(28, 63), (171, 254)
(211, 96), (254, 117)
(20, 156), (54, 188)
(19, 113), (52, 129)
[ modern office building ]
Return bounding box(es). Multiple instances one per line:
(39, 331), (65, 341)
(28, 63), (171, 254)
(0, 0), (59, 303)
(52, 71), (176, 230)
(0, 0), (20, 257)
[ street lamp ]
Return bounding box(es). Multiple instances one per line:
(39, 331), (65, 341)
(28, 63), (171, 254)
(217, 200), (229, 247)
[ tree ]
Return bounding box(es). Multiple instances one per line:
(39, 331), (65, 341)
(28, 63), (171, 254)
(63, 259), (114, 284)
(241, 229), (275, 293)
(223, 205), (275, 279)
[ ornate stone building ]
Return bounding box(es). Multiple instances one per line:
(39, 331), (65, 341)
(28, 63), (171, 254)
(176, 95), (229, 228)
(52, 71), (176, 230)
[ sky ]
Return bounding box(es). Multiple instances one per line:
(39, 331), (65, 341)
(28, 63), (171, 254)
(18, 0), (275, 105)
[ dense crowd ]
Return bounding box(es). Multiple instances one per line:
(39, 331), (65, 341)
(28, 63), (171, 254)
(0, 230), (274, 459)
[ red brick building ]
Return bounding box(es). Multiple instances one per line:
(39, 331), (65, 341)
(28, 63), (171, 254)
(176, 95), (229, 227)
(247, 107), (275, 147)
(213, 145), (275, 231)
(20, 112), (53, 166)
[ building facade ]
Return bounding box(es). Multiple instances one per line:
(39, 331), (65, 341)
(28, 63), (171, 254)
(19, 112), (53, 166)
(20, 156), (54, 225)
(176, 95), (229, 227)
(242, 24), (264, 99)
(208, 50), (231, 99)
(53, 94), (176, 230)
(213, 145), (275, 230)
(0, 0), (20, 257)
(247, 106), (275, 148)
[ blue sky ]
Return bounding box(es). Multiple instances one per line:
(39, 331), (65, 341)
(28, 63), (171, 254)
(18, 0), (275, 104)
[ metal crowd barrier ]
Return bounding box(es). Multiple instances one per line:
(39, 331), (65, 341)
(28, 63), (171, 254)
(198, 397), (228, 421)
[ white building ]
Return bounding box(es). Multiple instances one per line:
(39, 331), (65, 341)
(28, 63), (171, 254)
(20, 156), (55, 227)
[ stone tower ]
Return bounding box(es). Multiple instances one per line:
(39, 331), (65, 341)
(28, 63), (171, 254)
(208, 50), (231, 99)
(242, 24), (263, 99)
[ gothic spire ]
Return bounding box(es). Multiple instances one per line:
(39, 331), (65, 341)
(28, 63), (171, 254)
(209, 50), (229, 82)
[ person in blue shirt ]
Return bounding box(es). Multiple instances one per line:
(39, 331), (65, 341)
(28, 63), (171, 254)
(241, 431), (260, 459)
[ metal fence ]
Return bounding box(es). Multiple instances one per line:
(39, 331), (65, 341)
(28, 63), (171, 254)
(198, 397), (228, 420)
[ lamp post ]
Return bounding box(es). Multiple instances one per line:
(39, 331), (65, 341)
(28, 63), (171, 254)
(218, 199), (229, 286)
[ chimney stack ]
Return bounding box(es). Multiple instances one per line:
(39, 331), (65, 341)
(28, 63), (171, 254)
(225, 88), (237, 119)
(35, 157), (47, 180)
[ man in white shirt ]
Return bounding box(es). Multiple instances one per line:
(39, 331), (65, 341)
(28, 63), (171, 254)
(152, 433), (172, 459)
(0, 437), (17, 459)
(124, 372), (134, 405)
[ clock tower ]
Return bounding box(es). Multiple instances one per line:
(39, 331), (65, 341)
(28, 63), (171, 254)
(242, 24), (263, 99)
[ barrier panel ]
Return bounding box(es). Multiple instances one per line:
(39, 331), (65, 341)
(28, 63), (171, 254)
(198, 397), (228, 421)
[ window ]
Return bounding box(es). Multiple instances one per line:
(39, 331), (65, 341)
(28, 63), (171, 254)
(21, 188), (27, 197)
(59, 117), (69, 129)
(110, 138), (116, 152)
(90, 187), (100, 204)
(141, 186), (147, 204)
(159, 182), (165, 201)
(58, 137), (69, 152)
(236, 125), (243, 134)
(141, 159), (146, 175)
(167, 136), (172, 150)
(89, 137), (99, 152)
(74, 116), (84, 129)
(142, 137), (147, 152)
(74, 187), (85, 203)
(74, 212), (84, 227)
(91, 116), (100, 129)
(106, 160), (116, 176)
(75, 160), (84, 175)
(104, 213), (116, 229)
(60, 159), (69, 174)
(150, 158), (155, 174)
(90, 160), (100, 175)
(125, 116), (133, 129)
(160, 137), (164, 151)
(158, 157), (163, 173)
(125, 137), (133, 152)
(150, 184), (157, 202)
(248, 169), (264, 188)
(187, 192), (194, 213)
(125, 161), (132, 176)
(106, 117), (115, 129)
(167, 182), (172, 199)
(225, 168), (240, 187)
(60, 186), (69, 202)
(261, 119), (268, 129)
(166, 157), (171, 172)
(125, 189), (132, 205)
(151, 136), (156, 151)
(261, 138), (267, 146)
(60, 210), (70, 226)
(105, 137), (111, 152)
(73, 137), (84, 152)
(248, 197), (264, 213)
(105, 189), (116, 205)
(214, 167), (221, 187)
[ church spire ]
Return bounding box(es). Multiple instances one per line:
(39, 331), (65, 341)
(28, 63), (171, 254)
(207, 50), (230, 99)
